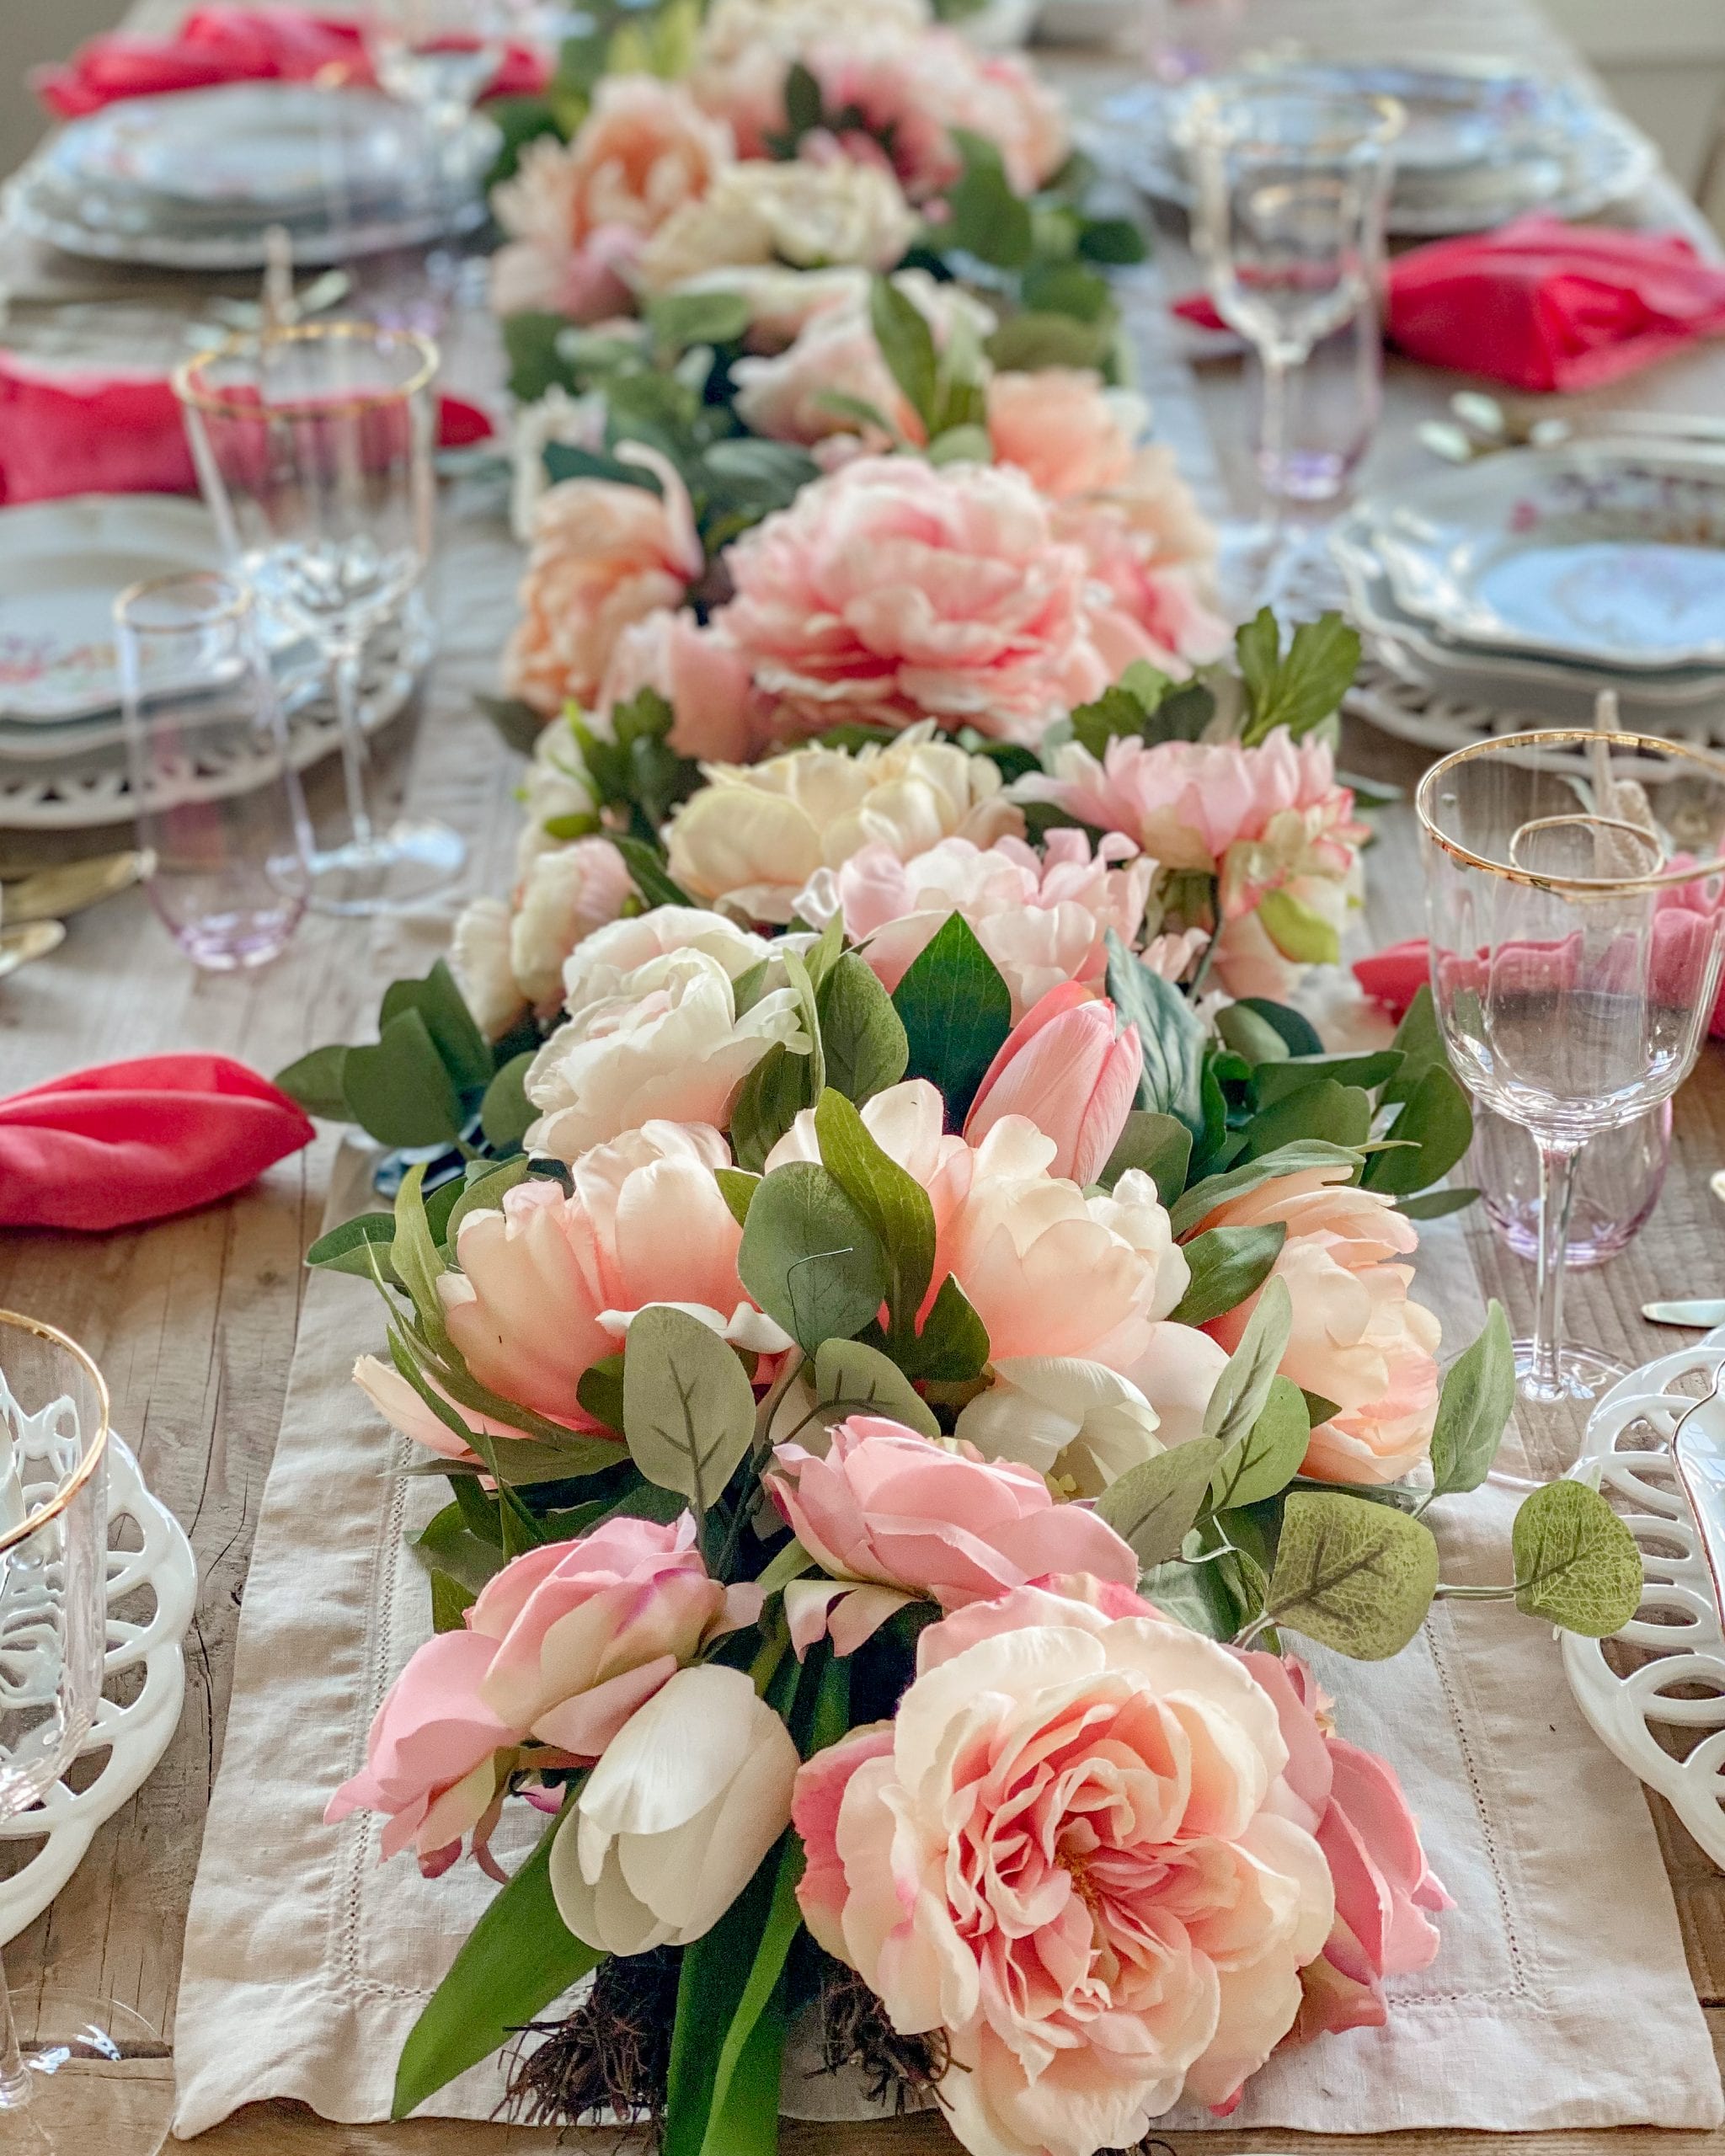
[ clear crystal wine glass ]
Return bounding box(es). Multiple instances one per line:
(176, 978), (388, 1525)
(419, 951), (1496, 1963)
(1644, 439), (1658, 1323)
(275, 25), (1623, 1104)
(174, 320), (463, 916)
(1418, 730), (1725, 1407)
(0, 1311), (172, 2155)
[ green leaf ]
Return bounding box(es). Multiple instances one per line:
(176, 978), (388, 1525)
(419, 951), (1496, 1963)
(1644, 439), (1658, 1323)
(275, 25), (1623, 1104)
(275, 1041), (350, 1120)
(1252, 1050), (1404, 1107)
(1202, 1275), (1292, 1462)
(646, 286), (751, 352)
(1169, 1222), (1286, 1326)
(1255, 889), (1341, 968)
(576, 1353), (626, 1437)
(984, 310), (1113, 373)
(392, 1811), (600, 2117)
(814, 1090), (936, 1347)
(942, 130), (1034, 269)
(738, 1161), (889, 1355)
(782, 57), (823, 136)
(502, 308), (581, 403)
(1429, 1303), (1514, 1498)
(444, 1156), (533, 1249)
(1241, 1078), (1372, 1161)
(662, 1835), (787, 2156)
(1021, 259), (1113, 323)
(1137, 1555), (1239, 1639)
(1378, 985), (1447, 1113)
(1512, 1481), (1642, 1636)
(891, 912), (1012, 1123)
(1214, 1002), (1291, 1066)
(1232, 997), (1324, 1058)
(1097, 1109), (1192, 1205)
(716, 1167), (760, 1227)
(479, 1052), (537, 1149)
(1171, 1139), (1362, 1240)
(1236, 609), (1362, 744)
(411, 1500), (510, 1598)
(817, 953), (909, 1106)
(927, 423), (994, 467)
(1302, 1390), (1341, 1426)
(1210, 1374), (1308, 1509)
(1076, 215), (1147, 264)
(608, 834), (693, 911)
(1094, 1439), (1224, 1566)
(381, 959), (494, 1092)
(868, 275), (940, 434)
(810, 1337), (940, 1439)
(622, 1305), (757, 1514)
(427, 1567), (473, 1631)
(305, 1212), (400, 1285)
(1397, 1186), (1481, 1220)
(1263, 1491), (1439, 1659)
(906, 1273), (990, 1382)
(729, 1043), (817, 1175)
(342, 1008), (465, 1149)
(702, 1833), (805, 2144)
(1104, 929), (1206, 1139)
(391, 1165), (452, 1355)
(1362, 1065), (1474, 1197)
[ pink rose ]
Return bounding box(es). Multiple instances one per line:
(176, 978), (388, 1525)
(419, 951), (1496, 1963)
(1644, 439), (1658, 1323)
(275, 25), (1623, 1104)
(964, 980), (1141, 1184)
(503, 450), (704, 717)
(440, 1124), (788, 1429)
(712, 455), (1114, 744)
(1241, 1654), (1449, 2047)
(765, 1412), (1138, 1652)
(1194, 1164), (1442, 1485)
(801, 827), (1154, 1021)
(986, 368), (1142, 498)
(792, 1586), (1334, 2156)
(596, 607), (765, 762)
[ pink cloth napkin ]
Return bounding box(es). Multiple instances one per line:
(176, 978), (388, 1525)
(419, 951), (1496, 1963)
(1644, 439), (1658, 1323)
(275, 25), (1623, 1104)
(34, 6), (549, 117)
(1354, 936), (1725, 1036)
(0, 355), (494, 505)
(0, 1054), (315, 1231)
(1175, 216), (1725, 392)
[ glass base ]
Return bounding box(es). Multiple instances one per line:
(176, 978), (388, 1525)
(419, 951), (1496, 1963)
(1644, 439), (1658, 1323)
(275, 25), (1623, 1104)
(0, 1991), (172, 2154)
(305, 817), (466, 916)
(1513, 1339), (1632, 1407)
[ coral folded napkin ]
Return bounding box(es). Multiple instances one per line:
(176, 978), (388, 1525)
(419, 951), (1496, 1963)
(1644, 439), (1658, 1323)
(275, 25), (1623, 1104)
(1175, 216), (1725, 392)
(35, 6), (548, 118)
(1354, 937), (1725, 1036)
(0, 1055), (314, 1231)
(0, 357), (494, 506)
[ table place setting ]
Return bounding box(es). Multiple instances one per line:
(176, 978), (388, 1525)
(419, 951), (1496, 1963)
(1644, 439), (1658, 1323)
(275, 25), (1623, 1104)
(8, 0), (1725, 2153)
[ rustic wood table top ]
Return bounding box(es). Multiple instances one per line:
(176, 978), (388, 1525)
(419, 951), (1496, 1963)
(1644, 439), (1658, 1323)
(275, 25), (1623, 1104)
(3, 0), (1725, 2148)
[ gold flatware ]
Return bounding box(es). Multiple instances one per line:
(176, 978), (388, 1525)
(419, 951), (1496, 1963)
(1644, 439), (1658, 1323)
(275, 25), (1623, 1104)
(0, 851), (145, 926)
(0, 921), (65, 980)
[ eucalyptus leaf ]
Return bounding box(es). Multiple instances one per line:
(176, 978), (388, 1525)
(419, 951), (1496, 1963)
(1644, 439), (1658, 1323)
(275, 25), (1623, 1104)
(907, 1273), (990, 1382)
(1396, 1186), (1481, 1220)
(817, 953), (909, 1106)
(1210, 1374), (1308, 1509)
(942, 129), (1034, 268)
(479, 1052), (537, 1149)
(621, 1305), (757, 1514)
(1214, 1002), (1290, 1066)
(306, 1213), (400, 1285)
(716, 1168), (760, 1227)
(1429, 1302), (1514, 1497)
(1169, 1222), (1286, 1326)
(1094, 1439), (1224, 1567)
(343, 1008), (465, 1149)
(1252, 1050), (1404, 1107)
(381, 958), (493, 1091)
(1104, 929), (1206, 1139)
(275, 1041), (350, 1120)
(737, 1161), (890, 1354)
(729, 1043), (817, 1173)
(868, 275), (940, 433)
(1263, 1491), (1439, 1659)
(1171, 1140), (1362, 1240)
(1362, 1065), (1474, 1197)
(985, 309), (1113, 371)
(443, 1155), (533, 1248)
(1512, 1480), (1643, 1636)
(1202, 1276), (1292, 1465)
(1137, 1555), (1239, 1640)
(1242, 1078), (1371, 1161)
(814, 1089), (935, 1346)
(809, 1337), (940, 1438)
(1231, 998), (1323, 1059)
(1098, 1109), (1191, 1205)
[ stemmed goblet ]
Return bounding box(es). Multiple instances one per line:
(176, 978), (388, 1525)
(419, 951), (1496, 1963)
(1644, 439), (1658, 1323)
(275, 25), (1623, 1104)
(1418, 731), (1725, 1408)
(174, 321), (464, 916)
(0, 1312), (172, 2155)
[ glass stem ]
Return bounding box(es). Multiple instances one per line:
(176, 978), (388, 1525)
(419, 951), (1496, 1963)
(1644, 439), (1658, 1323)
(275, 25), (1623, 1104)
(1528, 1137), (1581, 1401)
(330, 640), (376, 851)
(1256, 349), (1295, 604)
(0, 1947), (34, 2109)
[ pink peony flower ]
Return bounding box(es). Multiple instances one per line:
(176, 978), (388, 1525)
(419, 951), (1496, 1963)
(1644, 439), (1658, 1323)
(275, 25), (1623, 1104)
(503, 451), (704, 718)
(439, 1124), (789, 1429)
(732, 296), (921, 450)
(596, 606), (765, 762)
(1193, 1163), (1442, 1485)
(985, 368), (1143, 499)
(509, 836), (638, 1014)
(1061, 509), (1233, 679)
(964, 981), (1141, 1185)
(467, 1513), (760, 1754)
(764, 1412), (1139, 1652)
(1241, 1653), (1449, 2049)
(800, 828), (1155, 1021)
(711, 455), (1115, 744)
(792, 1585), (1334, 2156)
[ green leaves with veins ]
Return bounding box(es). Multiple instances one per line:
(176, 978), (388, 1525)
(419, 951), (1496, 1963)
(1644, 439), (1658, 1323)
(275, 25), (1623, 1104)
(1235, 609), (1362, 744)
(1202, 1277), (1292, 1457)
(1511, 1481), (1642, 1636)
(1169, 1223), (1285, 1326)
(809, 1337), (940, 1440)
(737, 1161), (889, 1355)
(814, 1091), (935, 1348)
(1428, 1303), (1514, 1498)
(1171, 1139), (1361, 1239)
(817, 953), (909, 1106)
(1094, 1440), (1224, 1567)
(1263, 1491), (1440, 1659)
(1210, 1374), (1309, 1510)
(621, 1305), (757, 1518)
(1104, 929), (1207, 1139)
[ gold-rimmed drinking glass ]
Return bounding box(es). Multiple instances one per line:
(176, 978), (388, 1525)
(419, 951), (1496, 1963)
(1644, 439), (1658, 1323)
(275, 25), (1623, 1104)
(0, 1312), (171, 2154)
(174, 320), (464, 917)
(1418, 731), (1725, 1410)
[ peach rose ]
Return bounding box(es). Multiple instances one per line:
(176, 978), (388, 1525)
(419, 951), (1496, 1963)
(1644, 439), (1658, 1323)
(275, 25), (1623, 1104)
(793, 1586), (1333, 2156)
(985, 368), (1146, 499)
(439, 1124), (790, 1428)
(503, 450), (704, 717)
(596, 607), (764, 762)
(1193, 1163), (1442, 1485)
(665, 722), (1022, 922)
(711, 454), (1114, 744)
(764, 1412), (1139, 1652)
(964, 981), (1141, 1185)
(798, 828), (1154, 1020)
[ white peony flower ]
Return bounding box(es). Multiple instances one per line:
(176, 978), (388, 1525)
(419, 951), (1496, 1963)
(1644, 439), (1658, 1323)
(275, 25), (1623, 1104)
(635, 153), (917, 292)
(509, 839), (637, 1013)
(559, 905), (774, 1015)
(658, 264), (869, 351)
(548, 1663), (799, 1952)
(450, 896), (526, 1041)
(953, 1356), (1165, 1496)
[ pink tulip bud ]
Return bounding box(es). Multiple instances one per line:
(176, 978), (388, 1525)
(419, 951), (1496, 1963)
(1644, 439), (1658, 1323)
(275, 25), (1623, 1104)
(963, 982), (1142, 1184)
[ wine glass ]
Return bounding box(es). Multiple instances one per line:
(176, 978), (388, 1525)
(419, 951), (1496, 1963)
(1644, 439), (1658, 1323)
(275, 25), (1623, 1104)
(0, 1312), (173, 2155)
(1418, 730), (1725, 1407)
(174, 321), (463, 916)
(370, 0), (515, 139)
(1180, 81), (1402, 599)
(116, 572), (310, 971)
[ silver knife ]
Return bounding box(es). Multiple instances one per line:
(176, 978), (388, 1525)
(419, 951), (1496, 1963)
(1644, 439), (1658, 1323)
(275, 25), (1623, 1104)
(1643, 1300), (1725, 1327)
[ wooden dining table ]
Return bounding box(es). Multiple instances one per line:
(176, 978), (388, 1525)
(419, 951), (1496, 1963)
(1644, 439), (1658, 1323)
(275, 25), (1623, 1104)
(3, 0), (1725, 2148)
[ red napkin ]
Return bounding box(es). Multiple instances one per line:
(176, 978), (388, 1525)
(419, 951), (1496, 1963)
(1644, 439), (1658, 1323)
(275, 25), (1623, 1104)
(0, 355), (494, 505)
(1174, 216), (1725, 392)
(0, 1054), (315, 1232)
(1354, 936), (1725, 1036)
(35, 6), (549, 118)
